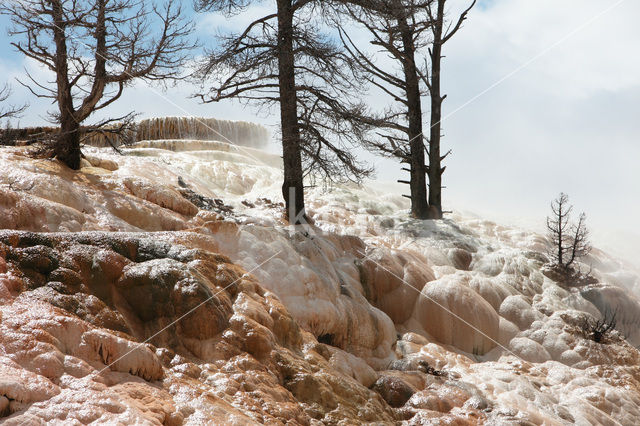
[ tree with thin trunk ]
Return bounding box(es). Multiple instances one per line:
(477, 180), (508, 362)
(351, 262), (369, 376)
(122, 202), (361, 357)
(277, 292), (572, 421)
(546, 192), (591, 270)
(1, 0), (194, 169)
(0, 84), (27, 121)
(425, 0), (475, 218)
(338, 0), (474, 219)
(336, 0), (434, 219)
(194, 0), (372, 224)
(567, 212), (590, 267)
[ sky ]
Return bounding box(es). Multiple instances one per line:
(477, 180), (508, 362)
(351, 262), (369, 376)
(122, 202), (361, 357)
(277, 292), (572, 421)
(0, 0), (639, 264)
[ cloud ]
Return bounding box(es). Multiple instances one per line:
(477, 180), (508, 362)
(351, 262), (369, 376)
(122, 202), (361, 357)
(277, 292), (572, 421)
(431, 0), (640, 260)
(197, 4), (274, 37)
(453, 0), (640, 97)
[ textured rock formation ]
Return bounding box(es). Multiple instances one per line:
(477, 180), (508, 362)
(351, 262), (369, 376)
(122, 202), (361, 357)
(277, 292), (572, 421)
(133, 117), (269, 148)
(412, 273), (500, 355)
(1, 140), (640, 424)
(358, 248), (436, 325)
(0, 231), (398, 424)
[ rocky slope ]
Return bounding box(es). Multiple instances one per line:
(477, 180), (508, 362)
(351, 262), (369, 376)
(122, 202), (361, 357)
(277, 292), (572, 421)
(1, 136), (640, 425)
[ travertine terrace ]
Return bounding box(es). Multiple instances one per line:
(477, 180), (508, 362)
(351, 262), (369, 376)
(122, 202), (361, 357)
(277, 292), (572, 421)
(1, 131), (640, 424)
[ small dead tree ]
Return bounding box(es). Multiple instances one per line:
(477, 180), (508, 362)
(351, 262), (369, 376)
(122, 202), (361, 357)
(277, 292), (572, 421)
(0, 84), (27, 121)
(546, 192), (591, 270)
(582, 310), (617, 344)
(568, 212), (591, 267)
(194, 0), (373, 224)
(1, 0), (194, 169)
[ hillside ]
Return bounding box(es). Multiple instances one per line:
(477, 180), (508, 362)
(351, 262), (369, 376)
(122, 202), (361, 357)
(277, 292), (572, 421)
(1, 130), (640, 425)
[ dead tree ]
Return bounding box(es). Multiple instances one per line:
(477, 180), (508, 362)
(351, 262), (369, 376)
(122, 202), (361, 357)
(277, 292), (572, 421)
(567, 212), (591, 267)
(1, 0), (194, 169)
(546, 193), (591, 270)
(0, 84), (27, 121)
(424, 0), (475, 218)
(338, 0), (475, 219)
(547, 193), (572, 267)
(582, 310), (617, 343)
(194, 0), (373, 224)
(337, 0), (433, 219)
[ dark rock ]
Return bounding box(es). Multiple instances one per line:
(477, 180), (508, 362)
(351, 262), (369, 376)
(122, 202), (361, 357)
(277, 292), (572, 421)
(91, 250), (130, 282)
(285, 374), (338, 410)
(135, 240), (173, 262)
(178, 187), (234, 215)
(172, 277), (232, 340)
(417, 360), (446, 377)
(9, 245), (59, 274)
(48, 268), (84, 294)
(388, 359), (413, 372)
(31, 287), (131, 334)
(115, 259), (182, 322)
(5, 232), (54, 248)
(449, 248), (472, 271)
(0, 396), (9, 418)
(371, 375), (416, 408)
(20, 268), (48, 290)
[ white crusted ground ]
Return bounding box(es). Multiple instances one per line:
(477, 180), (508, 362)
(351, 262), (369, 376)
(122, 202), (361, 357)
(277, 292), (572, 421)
(1, 135), (639, 424)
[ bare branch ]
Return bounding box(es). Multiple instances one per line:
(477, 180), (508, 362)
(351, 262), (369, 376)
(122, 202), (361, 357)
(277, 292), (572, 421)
(546, 192), (591, 270)
(194, 0), (373, 186)
(0, 84), (28, 121)
(442, 0), (477, 44)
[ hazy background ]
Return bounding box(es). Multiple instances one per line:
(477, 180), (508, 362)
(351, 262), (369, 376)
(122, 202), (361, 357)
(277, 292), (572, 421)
(1, 0), (638, 265)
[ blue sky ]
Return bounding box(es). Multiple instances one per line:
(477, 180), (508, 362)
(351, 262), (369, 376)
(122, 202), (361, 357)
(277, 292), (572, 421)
(0, 15), (20, 66)
(1, 0), (639, 263)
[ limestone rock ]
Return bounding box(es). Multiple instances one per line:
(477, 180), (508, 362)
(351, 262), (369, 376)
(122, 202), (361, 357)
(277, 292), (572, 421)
(499, 295), (544, 331)
(359, 248), (435, 324)
(78, 329), (164, 381)
(122, 177), (199, 217)
(413, 274), (500, 355)
(508, 337), (551, 363)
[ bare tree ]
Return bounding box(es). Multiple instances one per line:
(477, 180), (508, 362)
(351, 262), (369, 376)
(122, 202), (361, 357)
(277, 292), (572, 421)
(0, 84), (27, 121)
(338, 0), (475, 219)
(567, 212), (591, 267)
(546, 192), (591, 269)
(194, 0), (373, 224)
(1, 0), (194, 169)
(425, 0), (475, 218)
(337, 0), (434, 219)
(547, 193), (572, 267)
(582, 309), (617, 344)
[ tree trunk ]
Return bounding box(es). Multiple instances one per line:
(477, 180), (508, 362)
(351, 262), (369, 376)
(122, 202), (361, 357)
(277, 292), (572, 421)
(277, 0), (306, 224)
(55, 118), (82, 170)
(427, 1), (446, 220)
(557, 203), (564, 266)
(51, 0), (82, 170)
(399, 19), (429, 220)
